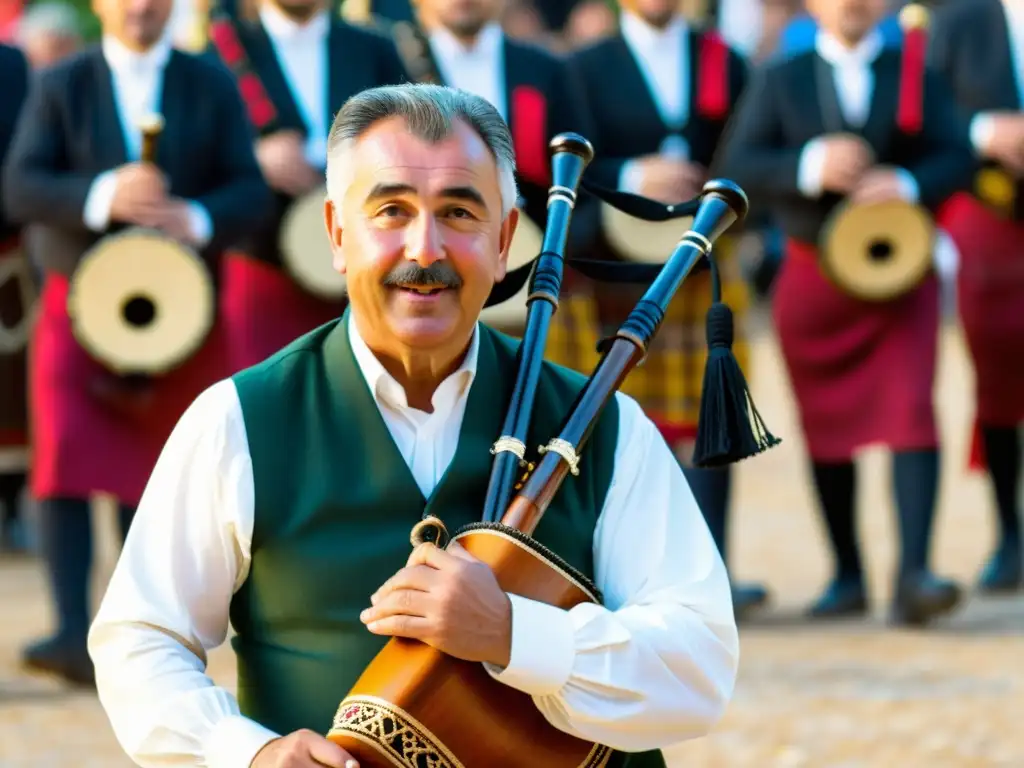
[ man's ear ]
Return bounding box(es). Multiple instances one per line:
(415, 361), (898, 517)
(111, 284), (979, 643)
(495, 207), (520, 283)
(325, 200), (347, 274)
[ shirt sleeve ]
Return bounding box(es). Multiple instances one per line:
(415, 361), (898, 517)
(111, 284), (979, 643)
(484, 393), (739, 751)
(87, 379), (278, 768)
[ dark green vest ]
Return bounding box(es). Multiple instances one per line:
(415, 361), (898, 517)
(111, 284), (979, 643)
(229, 314), (665, 768)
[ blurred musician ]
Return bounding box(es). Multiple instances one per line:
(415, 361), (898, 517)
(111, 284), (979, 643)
(210, 0), (409, 371)
(546, 0), (768, 617)
(14, 1), (83, 68)
(930, 0), (1024, 593)
(718, 0), (974, 624)
(381, 0), (600, 313)
(1, 0), (271, 683)
(0, 43), (31, 553)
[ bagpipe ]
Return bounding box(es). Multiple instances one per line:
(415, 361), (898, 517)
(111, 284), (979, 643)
(324, 132), (780, 767)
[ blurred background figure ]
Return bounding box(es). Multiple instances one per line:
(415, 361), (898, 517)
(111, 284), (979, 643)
(15, 1), (83, 68)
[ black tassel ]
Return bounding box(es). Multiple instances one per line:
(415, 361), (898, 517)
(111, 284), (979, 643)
(692, 254), (781, 468)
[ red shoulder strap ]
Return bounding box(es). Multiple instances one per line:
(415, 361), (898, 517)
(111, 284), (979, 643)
(208, 12), (279, 131)
(511, 85), (551, 186)
(896, 5), (929, 135)
(696, 30), (730, 121)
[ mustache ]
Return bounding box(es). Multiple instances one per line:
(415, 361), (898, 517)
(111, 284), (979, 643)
(382, 261), (463, 289)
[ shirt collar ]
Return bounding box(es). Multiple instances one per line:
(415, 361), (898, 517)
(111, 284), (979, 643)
(620, 11), (687, 52)
(260, 4), (330, 43)
(101, 32), (173, 73)
(815, 28), (884, 68)
(347, 312), (479, 412)
(429, 21), (504, 62)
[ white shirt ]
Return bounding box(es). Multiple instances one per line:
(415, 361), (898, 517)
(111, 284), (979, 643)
(82, 35), (212, 243)
(260, 5), (331, 169)
(797, 30), (919, 202)
(87, 313), (739, 768)
(618, 13), (692, 193)
(429, 22), (507, 121)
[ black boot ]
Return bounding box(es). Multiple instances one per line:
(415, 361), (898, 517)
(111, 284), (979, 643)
(889, 449), (961, 626)
(977, 426), (1023, 593)
(20, 497), (96, 686)
(806, 460), (868, 618)
(683, 464), (770, 619)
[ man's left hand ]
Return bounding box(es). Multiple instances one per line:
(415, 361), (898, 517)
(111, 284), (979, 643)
(361, 540), (513, 668)
(849, 167), (907, 204)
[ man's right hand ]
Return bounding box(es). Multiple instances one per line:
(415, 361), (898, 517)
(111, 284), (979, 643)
(636, 155), (706, 203)
(256, 130), (322, 196)
(981, 112), (1024, 175)
(109, 162), (168, 226)
(819, 133), (874, 194)
(250, 730), (359, 768)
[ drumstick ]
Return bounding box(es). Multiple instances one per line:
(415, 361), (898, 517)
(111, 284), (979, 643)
(138, 114), (165, 166)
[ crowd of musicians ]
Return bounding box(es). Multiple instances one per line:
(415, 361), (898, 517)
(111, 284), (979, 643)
(0, 0), (1022, 690)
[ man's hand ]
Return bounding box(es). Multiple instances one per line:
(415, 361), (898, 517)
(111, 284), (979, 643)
(256, 130), (322, 196)
(109, 162), (168, 226)
(361, 540), (513, 668)
(147, 198), (199, 244)
(849, 166), (908, 204)
(819, 133), (874, 194)
(980, 112), (1024, 175)
(250, 730), (358, 768)
(636, 155), (706, 202)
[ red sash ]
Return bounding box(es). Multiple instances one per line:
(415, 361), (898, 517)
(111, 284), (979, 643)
(511, 85), (550, 187)
(896, 8), (928, 135)
(208, 13), (279, 131)
(696, 30), (730, 121)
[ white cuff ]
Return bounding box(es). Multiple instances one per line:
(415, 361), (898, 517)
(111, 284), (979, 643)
(970, 113), (995, 156)
(83, 170), (119, 231)
(797, 139), (827, 198)
(186, 201), (213, 247)
(618, 160), (645, 194)
(203, 714), (280, 768)
(482, 593), (574, 697)
(893, 168), (920, 203)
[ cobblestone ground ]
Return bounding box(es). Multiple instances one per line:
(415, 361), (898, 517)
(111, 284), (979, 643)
(1, 316), (1021, 768)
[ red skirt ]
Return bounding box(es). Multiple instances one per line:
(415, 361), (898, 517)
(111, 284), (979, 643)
(29, 273), (230, 507)
(941, 193), (1024, 427)
(772, 240), (939, 461)
(221, 253), (343, 371)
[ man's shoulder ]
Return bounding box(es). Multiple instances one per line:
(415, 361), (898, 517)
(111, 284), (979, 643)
(232, 320), (340, 397)
(567, 34), (619, 70)
(34, 46), (101, 93)
(169, 47), (244, 93)
(503, 35), (570, 74)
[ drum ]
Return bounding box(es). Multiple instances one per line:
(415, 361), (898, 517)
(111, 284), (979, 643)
(479, 208), (544, 331)
(279, 185), (347, 301)
(818, 199), (935, 302)
(601, 202), (694, 263)
(67, 229), (215, 375)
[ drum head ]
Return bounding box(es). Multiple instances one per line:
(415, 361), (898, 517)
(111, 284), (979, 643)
(69, 230), (214, 375)
(602, 203), (694, 263)
(479, 211), (543, 331)
(280, 187), (347, 301)
(820, 200), (934, 302)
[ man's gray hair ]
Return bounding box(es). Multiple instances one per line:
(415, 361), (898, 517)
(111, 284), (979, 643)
(16, 1), (81, 43)
(325, 84), (520, 217)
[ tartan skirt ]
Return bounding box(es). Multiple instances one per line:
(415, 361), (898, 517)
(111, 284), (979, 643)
(544, 237), (750, 444)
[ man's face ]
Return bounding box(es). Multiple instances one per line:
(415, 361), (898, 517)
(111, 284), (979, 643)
(619, 0), (679, 29)
(325, 117), (517, 356)
(807, 0), (887, 44)
(92, 0), (172, 50)
(416, 0), (503, 39)
(268, 0), (324, 22)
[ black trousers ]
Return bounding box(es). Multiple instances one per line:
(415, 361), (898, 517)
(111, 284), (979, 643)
(36, 497), (135, 643)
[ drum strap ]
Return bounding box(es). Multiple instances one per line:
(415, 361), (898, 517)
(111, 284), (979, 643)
(207, 5), (280, 132)
(896, 8), (928, 135)
(696, 30), (730, 121)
